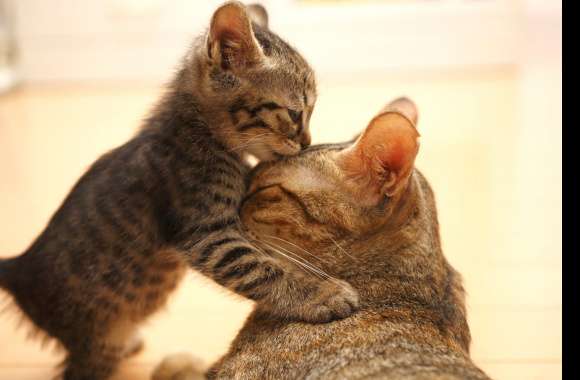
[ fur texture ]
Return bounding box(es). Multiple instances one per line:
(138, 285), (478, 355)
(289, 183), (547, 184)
(155, 98), (492, 379)
(0, 3), (360, 379)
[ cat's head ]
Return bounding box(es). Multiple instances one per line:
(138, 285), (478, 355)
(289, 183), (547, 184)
(241, 97), (421, 264)
(191, 2), (316, 161)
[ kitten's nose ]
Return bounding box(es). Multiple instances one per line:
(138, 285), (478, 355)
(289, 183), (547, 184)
(300, 131), (311, 149)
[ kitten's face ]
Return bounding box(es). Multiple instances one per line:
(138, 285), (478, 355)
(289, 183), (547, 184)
(197, 2), (316, 161)
(218, 55), (317, 161)
(241, 98), (420, 255)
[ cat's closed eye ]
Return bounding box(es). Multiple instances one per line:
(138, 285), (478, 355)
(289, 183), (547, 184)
(287, 109), (302, 124)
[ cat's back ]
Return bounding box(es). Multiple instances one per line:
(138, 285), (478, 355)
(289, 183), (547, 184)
(208, 308), (488, 380)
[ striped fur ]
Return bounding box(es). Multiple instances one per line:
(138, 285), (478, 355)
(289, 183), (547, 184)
(0, 2), (358, 380)
(155, 98), (492, 379)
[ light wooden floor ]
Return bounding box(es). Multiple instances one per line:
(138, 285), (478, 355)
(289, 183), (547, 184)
(0, 66), (561, 379)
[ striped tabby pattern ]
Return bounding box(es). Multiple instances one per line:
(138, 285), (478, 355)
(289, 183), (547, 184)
(0, 3), (358, 380)
(154, 98), (492, 380)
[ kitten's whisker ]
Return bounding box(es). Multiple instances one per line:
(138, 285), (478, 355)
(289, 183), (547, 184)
(235, 132), (273, 141)
(231, 144), (260, 153)
(230, 142), (266, 152)
(230, 133), (275, 152)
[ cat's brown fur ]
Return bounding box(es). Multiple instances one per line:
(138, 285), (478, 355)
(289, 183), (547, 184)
(0, 3), (359, 379)
(154, 98), (491, 379)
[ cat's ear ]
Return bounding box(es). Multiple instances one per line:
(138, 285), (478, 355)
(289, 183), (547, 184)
(207, 1), (265, 71)
(247, 3), (269, 29)
(338, 108), (420, 201)
(380, 97), (418, 126)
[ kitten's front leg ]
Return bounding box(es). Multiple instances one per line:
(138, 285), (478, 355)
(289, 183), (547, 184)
(181, 227), (359, 323)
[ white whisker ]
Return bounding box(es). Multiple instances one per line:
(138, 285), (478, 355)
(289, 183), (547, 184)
(264, 240), (331, 278)
(230, 133), (275, 152)
(259, 240), (327, 281)
(329, 236), (358, 262)
(260, 240), (350, 291)
(263, 235), (332, 265)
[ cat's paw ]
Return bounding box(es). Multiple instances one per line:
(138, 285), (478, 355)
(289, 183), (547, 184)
(298, 279), (360, 323)
(152, 353), (205, 380)
(122, 333), (144, 359)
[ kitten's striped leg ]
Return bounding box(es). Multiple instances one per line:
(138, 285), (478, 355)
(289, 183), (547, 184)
(183, 226), (359, 323)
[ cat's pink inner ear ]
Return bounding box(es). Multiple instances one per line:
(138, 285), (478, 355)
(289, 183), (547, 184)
(339, 112), (420, 199)
(208, 2), (263, 69)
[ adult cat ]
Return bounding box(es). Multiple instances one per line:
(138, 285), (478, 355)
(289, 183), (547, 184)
(154, 98), (492, 379)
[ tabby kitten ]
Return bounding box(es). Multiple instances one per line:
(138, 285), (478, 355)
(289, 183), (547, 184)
(0, 2), (359, 379)
(154, 98), (492, 380)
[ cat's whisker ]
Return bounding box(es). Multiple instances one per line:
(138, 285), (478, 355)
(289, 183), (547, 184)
(263, 235), (332, 265)
(261, 239), (353, 292)
(257, 239), (323, 275)
(260, 240), (349, 291)
(260, 240), (332, 278)
(259, 240), (329, 281)
(262, 239), (330, 277)
(286, 215), (306, 229)
(328, 236), (359, 262)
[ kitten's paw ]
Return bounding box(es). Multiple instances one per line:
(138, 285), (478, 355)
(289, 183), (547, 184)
(299, 279), (360, 323)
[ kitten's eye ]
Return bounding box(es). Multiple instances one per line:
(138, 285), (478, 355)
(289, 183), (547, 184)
(287, 109), (302, 124)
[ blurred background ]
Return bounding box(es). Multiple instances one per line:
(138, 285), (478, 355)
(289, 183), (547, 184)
(0, 0), (561, 379)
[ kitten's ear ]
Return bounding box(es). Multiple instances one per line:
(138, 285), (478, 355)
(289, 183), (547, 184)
(338, 110), (420, 201)
(207, 1), (265, 70)
(247, 3), (269, 29)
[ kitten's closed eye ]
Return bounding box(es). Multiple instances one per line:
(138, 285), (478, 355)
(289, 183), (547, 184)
(203, 0), (316, 161)
(226, 97), (311, 160)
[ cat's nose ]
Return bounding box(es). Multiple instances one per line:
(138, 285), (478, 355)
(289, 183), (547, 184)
(300, 131), (311, 149)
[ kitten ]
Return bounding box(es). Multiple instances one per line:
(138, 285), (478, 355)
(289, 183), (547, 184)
(154, 98), (492, 380)
(0, 2), (359, 379)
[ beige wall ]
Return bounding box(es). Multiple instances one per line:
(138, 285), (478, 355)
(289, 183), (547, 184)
(5, 0), (543, 83)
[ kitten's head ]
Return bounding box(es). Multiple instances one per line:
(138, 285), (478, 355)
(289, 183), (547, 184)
(191, 2), (316, 161)
(241, 97), (420, 258)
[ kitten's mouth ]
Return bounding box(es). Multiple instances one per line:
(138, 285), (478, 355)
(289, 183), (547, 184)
(254, 147), (296, 162)
(273, 143), (302, 158)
